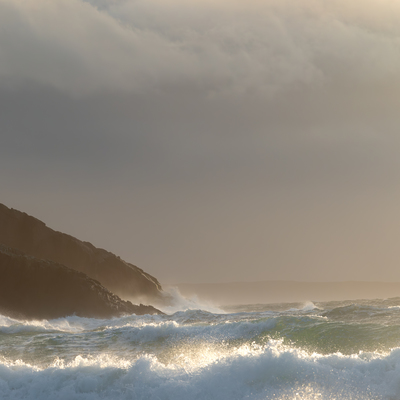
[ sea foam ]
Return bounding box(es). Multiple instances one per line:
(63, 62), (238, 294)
(2, 299), (400, 399)
(1, 343), (400, 400)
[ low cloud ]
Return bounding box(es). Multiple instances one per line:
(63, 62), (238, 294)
(2, 0), (400, 97)
(2, 0), (400, 283)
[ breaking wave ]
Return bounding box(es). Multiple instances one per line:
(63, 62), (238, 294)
(2, 298), (400, 399)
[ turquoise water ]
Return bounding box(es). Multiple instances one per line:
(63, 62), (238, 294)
(2, 297), (400, 399)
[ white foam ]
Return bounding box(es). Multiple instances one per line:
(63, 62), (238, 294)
(2, 299), (400, 399)
(287, 301), (317, 313)
(117, 317), (277, 346)
(1, 344), (400, 399)
(0, 315), (115, 334)
(156, 286), (225, 314)
(0, 312), (165, 335)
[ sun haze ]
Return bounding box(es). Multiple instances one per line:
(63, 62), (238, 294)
(2, 0), (400, 287)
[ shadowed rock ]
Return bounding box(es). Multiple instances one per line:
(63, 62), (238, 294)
(0, 203), (164, 303)
(0, 244), (163, 320)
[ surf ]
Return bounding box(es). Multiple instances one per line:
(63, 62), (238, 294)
(2, 298), (400, 399)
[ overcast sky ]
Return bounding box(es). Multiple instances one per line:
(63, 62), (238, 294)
(2, 0), (400, 284)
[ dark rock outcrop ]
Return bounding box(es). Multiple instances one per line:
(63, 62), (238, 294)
(0, 203), (163, 303)
(0, 244), (162, 320)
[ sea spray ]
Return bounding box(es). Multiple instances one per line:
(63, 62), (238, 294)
(2, 298), (400, 399)
(155, 286), (226, 314)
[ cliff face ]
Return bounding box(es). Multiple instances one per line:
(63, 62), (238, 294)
(0, 203), (163, 303)
(0, 245), (162, 320)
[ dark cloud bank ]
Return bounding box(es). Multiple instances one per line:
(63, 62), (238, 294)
(2, 0), (400, 286)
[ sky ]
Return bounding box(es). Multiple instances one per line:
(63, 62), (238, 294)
(2, 0), (400, 285)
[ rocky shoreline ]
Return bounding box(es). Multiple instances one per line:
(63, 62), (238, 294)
(0, 244), (163, 319)
(0, 203), (164, 303)
(0, 203), (166, 320)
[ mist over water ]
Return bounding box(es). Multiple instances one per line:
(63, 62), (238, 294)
(3, 0), (400, 397)
(4, 0), (400, 286)
(2, 294), (400, 399)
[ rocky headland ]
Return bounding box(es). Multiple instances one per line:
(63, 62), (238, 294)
(0, 203), (167, 319)
(0, 203), (164, 303)
(0, 244), (162, 319)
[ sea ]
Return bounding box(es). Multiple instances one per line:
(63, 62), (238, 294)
(2, 293), (400, 399)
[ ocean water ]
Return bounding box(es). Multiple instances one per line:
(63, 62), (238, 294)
(2, 296), (400, 399)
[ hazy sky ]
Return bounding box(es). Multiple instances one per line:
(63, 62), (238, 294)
(2, 0), (400, 284)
